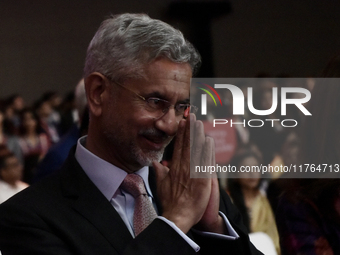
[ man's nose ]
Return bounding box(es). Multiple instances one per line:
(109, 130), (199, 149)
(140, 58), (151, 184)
(154, 108), (179, 137)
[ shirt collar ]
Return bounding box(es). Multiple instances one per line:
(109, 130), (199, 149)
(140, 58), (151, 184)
(75, 136), (153, 201)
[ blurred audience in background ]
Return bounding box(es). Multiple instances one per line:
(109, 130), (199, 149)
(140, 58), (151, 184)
(0, 78), (88, 196)
(276, 55), (340, 255)
(33, 79), (88, 183)
(0, 79), (88, 188)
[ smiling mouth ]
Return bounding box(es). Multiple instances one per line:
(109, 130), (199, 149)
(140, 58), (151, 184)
(139, 128), (172, 149)
(142, 135), (170, 150)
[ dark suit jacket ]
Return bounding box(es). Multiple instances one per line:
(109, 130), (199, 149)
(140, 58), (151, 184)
(0, 149), (262, 255)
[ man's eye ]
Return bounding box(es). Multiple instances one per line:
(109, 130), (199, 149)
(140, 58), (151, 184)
(147, 98), (163, 108)
(148, 98), (160, 104)
(177, 104), (190, 111)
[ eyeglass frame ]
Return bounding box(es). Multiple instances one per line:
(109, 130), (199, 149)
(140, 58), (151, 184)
(110, 79), (198, 119)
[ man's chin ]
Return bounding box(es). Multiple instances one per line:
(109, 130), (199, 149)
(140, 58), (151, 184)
(134, 149), (164, 167)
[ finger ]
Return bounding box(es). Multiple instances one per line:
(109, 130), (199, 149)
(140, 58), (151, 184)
(211, 175), (219, 191)
(190, 120), (205, 171)
(210, 137), (218, 179)
(211, 136), (216, 168)
(153, 161), (170, 183)
(199, 136), (214, 178)
(180, 114), (193, 180)
(170, 119), (186, 173)
(189, 113), (196, 149)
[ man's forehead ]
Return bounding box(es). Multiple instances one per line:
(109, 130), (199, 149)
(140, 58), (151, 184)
(144, 58), (192, 80)
(141, 82), (190, 102)
(132, 59), (192, 97)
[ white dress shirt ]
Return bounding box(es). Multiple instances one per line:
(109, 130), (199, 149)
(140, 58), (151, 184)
(75, 136), (239, 252)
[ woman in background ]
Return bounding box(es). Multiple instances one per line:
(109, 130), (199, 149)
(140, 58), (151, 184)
(228, 149), (280, 254)
(0, 108), (22, 162)
(18, 108), (50, 183)
(0, 149), (28, 203)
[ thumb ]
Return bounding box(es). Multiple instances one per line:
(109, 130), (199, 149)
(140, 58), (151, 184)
(152, 161), (169, 184)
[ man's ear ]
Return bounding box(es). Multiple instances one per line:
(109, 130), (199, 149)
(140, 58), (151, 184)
(85, 72), (109, 117)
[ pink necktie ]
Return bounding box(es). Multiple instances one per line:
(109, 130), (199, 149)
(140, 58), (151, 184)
(121, 174), (157, 236)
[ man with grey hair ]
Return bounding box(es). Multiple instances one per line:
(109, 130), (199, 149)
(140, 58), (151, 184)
(0, 14), (261, 255)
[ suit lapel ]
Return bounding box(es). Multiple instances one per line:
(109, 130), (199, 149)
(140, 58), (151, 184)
(60, 149), (133, 254)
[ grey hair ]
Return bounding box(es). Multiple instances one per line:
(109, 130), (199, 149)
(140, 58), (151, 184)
(84, 13), (201, 82)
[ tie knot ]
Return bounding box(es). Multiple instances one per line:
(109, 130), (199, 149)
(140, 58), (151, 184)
(121, 174), (147, 198)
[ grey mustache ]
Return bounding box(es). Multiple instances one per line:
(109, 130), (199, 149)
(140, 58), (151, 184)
(140, 129), (169, 141)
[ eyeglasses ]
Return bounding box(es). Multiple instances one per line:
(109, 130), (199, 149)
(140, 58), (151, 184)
(113, 81), (197, 119)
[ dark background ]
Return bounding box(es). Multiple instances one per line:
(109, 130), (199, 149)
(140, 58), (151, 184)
(1, 0), (340, 104)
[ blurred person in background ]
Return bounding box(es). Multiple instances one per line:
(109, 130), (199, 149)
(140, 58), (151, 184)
(18, 108), (50, 183)
(34, 98), (60, 144)
(250, 82), (287, 165)
(3, 94), (25, 133)
(266, 131), (301, 213)
(58, 89), (79, 136)
(41, 91), (62, 129)
(0, 108), (22, 163)
(41, 91), (62, 111)
(0, 149), (28, 203)
(228, 148), (280, 254)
